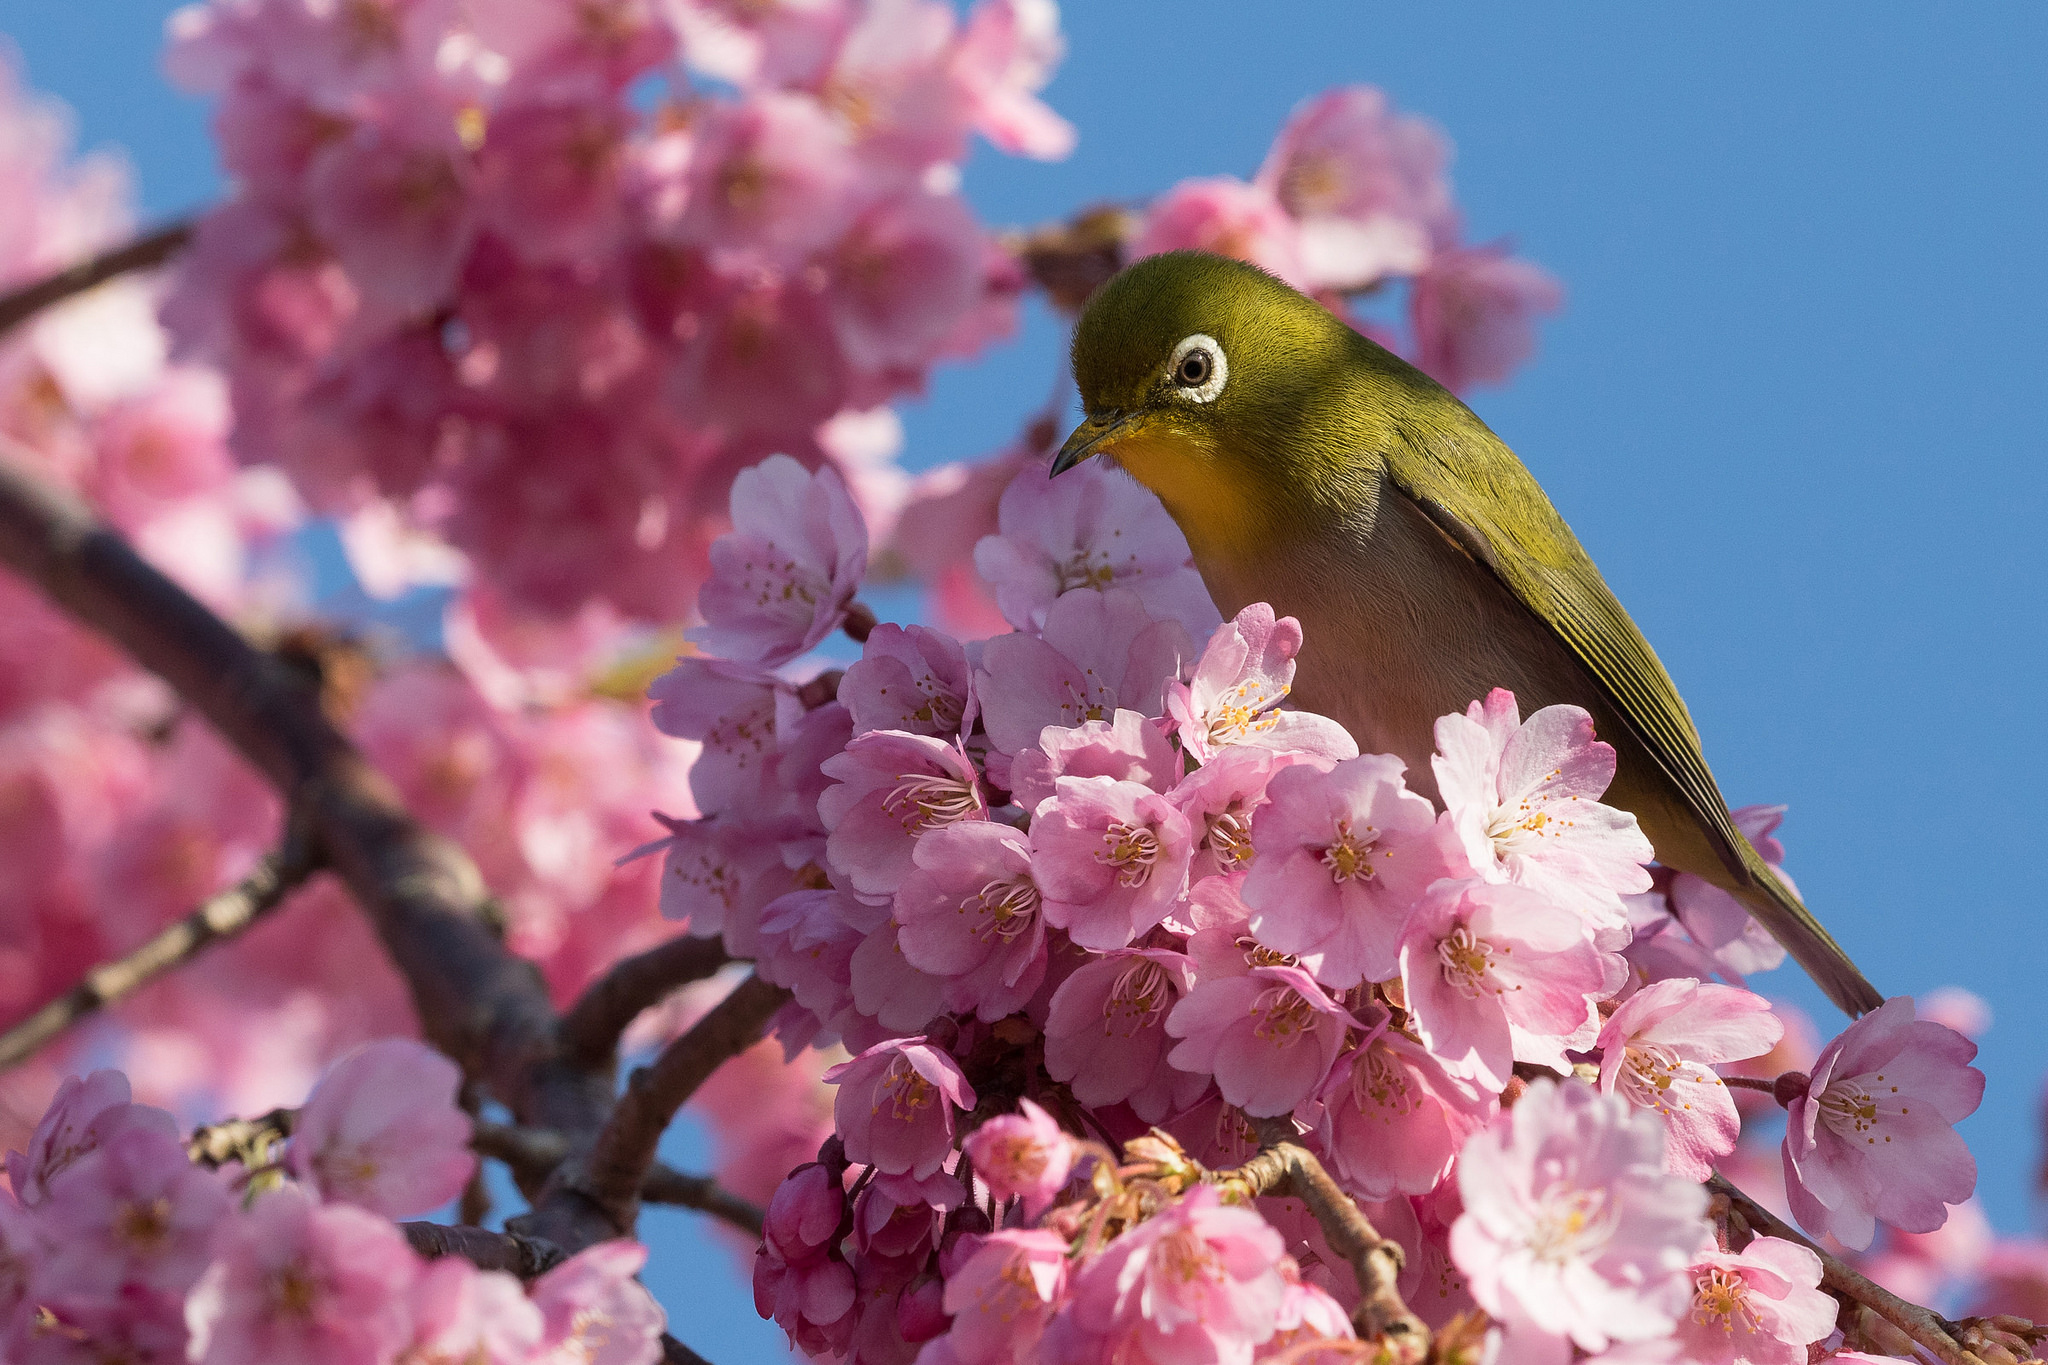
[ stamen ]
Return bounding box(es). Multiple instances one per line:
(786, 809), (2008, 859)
(1691, 1267), (1760, 1334)
(965, 876), (1041, 944)
(1103, 959), (1173, 1035)
(1318, 818), (1379, 883)
(1097, 820), (1162, 887)
(1436, 924), (1499, 998)
(881, 772), (980, 833)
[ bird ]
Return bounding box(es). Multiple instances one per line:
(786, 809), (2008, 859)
(1051, 250), (1882, 1016)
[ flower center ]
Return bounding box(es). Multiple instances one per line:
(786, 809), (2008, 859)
(1525, 1188), (1613, 1264)
(1250, 984), (1318, 1045)
(1692, 1267), (1760, 1334)
(878, 1056), (938, 1123)
(1817, 1070), (1905, 1143)
(1349, 1042), (1418, 1120)
(269, 1261), (322, 1320)
(981, 1250), (1047, 1320)
(1103, 960), (1174, 1035)
(1483, 784), (1572, 860)
(1097, 820), (1162, 887)
(115, 1196), (174, 1254)
(1318, 818), (1379, 883)
(1233, 934), (1297, 970)
(1436, 924), (1500, 998)
(1055, 554), (1118, 594)
(1618, 1043), (1690, 1112)
(882, 772), (980, 833)
(990, 1135), (1048, 1183)
(1202, 679), (1286, 747)
(967, 875), (1042, 944)
(1157, 1227), (1223, 1287)
(1204, 809), (1256, 870)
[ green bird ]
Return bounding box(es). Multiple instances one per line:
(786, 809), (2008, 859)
(1052, 250), (1882, 1017)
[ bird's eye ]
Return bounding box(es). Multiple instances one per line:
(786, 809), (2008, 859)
(1166, 333), (1228, 403)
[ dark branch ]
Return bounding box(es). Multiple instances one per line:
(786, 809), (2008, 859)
(473, 1120), (766, 1237)
(401, 1221), (565, 1279)
(0, 221), (193, 340)
(0, 834), (317, 1071)
(559, 935), (731, 1072)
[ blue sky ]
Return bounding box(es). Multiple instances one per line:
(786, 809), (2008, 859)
(9, 4), (2047, 1357)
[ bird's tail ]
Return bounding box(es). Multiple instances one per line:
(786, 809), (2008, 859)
(1733, 837), (1884, 1016)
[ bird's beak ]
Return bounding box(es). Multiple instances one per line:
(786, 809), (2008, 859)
(1051, 410), (1134, 476)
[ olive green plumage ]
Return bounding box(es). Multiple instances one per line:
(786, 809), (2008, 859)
(1057, 249), (1882, 1017)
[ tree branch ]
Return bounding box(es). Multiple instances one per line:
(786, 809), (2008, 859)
(1710, 1175), (1990, 1365)
(519, 974), (788, 1246)
(0, 221), (194, 339)
(558, 935), (730, 1072)
(0, 833), (318, 1071)
(401, 1221), (566, 1278)
(473, 1121), (766, 1238)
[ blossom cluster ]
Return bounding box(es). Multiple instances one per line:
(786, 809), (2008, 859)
(652, 453), (1990, 1363)
(0, 1043), (664, 1365)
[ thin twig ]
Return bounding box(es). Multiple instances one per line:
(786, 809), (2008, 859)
(521, 974), (788, 1244)
(1720, 1075), (1779, 1094)
(1711, 1175), (1989, 1365)
(558, 935), (731, 1071)
(473, 1121), (766, 1237)
(0, 221), (194, 339)
(0, 837), (318, 1071)
(401, 1221), (566, 1278)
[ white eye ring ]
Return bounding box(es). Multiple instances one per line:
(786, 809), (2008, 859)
(1167, 333), (1228, 403)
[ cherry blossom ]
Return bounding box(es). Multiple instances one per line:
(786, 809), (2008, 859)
(1781, 996), (1985, 1250)
(287, 1038), (476, 1218)
(892, 820), (1047, 1021)
(1008, 708), (1180, 814)
(824, 1037), (977, 1179)
(1319, 1029), (1496, 1199)
(962, 1099), (1074, 1218)
(1594, 978), (1783, 1180)
(1131, 177), (1309, 290)
(529, 1241), (666, 1365)
(1669, 805), (1796, 979)
(936, 1229), (1069, 1365)
(819, 729), (987, 900)
(1164, 963), (1359, 1117)
(1029, 774), (1194, 950)
(1165, 604), (1358, 765)
(1409, 241), (1564, 393)
(690, 453), (870, 666)
(1042, 949), (1207, 1121)
(1671, 1237), (1837, 1365)
(841, 623), (972, 739)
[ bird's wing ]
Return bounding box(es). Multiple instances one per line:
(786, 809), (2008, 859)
(1381, 431), (1752, 875)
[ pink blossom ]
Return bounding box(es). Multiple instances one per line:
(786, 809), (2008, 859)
(1043, 949), (1207, 1121)
(6, 1071), (177, 1208)
(287, 1038), (476, 1217)
(305, 117), (476, 313)
(972, 459), (1215, 638)
(668, 270), (852, 437)
(963, 1099), (1073, 1218)
(1255, 86), (1451, 290)
(1671, 1237), (1836, 1365)
(952, 0), (1076, 160)
(825, 1037), (976, 1179)
(691, 454), (869, 666)
(893, 821), (1047, 1022)
(757, 888), (870, 1046)
(939, 1229), (1069, 1365)
(1029, 775), (1194, 950)
(1070, 1183), (1287, 1362)
(671, 0), (847, 88)
(1595, 978), (1783, 1181)
(848, 914), (952, 1046)
(1452, 1079), (1712, 1357)
(842, 623), (971, 739)
(1409, 241), (1563, 393)
(184, 1183), (419, 1365)
(1782, 996), (1985, 1250)
(819, 729), (987, 900)
(1165, 604), (1357, 765)
(758, 1236), (859, 1356)
(1132, 177), (1309, 290)
(1165, 964), (1357, 1117)
(403, 1255), (546, 1365)
(675, 93), (855, 268)
(1432, 689), (1654, 929)
(1168, 746), (1305, 881)
(827, 190), (996, 372)
(974, 587), (1192, 783)
(1009, 708), (1180, 813)
(1669, 806), (1796, 978)
(854, 1176), (946, 1279)
(644, 812), (800, 950)
(1399, 879), (1624, 1090)
(1240, 753), (1443, 987)
(473, 101), (630, 265)
(531, 1241), (666, 1365)
(28, 1122), (231, 1299)
(648, 657), (798, 817)
(1319, 1030), (1496, 1199)
(764, 1161), (848, 1268)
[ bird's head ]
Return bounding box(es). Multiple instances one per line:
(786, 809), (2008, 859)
(1057, 250), (1403, 560)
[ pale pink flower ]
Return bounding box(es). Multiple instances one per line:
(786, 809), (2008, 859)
(1070, 1183), (1287, 1362)
(648, 656), (799, 817)
(819, 729), (987, 900)
(1318, 1030), (1495, 1200)
(473, 101), (630, 265)
(1409, 242), (1563, 393)
(643, 812), (800, 950)
(893, 821), (1047, 1022)
(963, 1099), (1073, 1218)
(1029, 775), (1194, 950)
(28, 1122), (231, 1298)
(825, 1037), (977, 1179)
(854, 1174), (947, 1277)
(1432, 689), (1653, 929)
(671, 0), (846, 87)
(974, 587), (1192, 784)
(6, 1071), (177, 1208)
(972, 459), (1215, 637)
(668, 269), (851, 436)
(691, 454), (869, 666)
(1240, 753), (1444, 987)
(1043, 949), (1207, 1121)
(1595, 978), (1783, 1181)
(764, 1162), (848, 1267)
(1452, 1079), (1712, 1357)
(1672, 1237), (1836, 1365)
(185, 1184), (418, 1365)
(1782, 996), (1985, 1250)
(1008, 708), (1180, 813)
(848, 915), (951, 1046)
(288, 1038), (476, 1218)
(404, 1255), (546, 1365)
(531, 1241), (666, 1365)
(675, 93), (856, 268)
(1132, 177), (1309, 290)
(1168, 745), (1308, 881)
(305, 117), (476, 313)
(1669, 806), (1795, 978)
(1, 1293), (189, 1365)
(1917, 986), (1992, 1039)
(952, 0), (1076, 160)
(1255, 86), (1451, 290)
(827, 190), (994, 371)
(756, 888), (870, 1046)
(757, 1233), (859, 1356)
(1398, 878), (1624, 1090)
(842, 623), (971, 739)
(939, 1229), (1069, 1365)
(1165, 605), (1358, 765)
(1165, 964), (1357, 1117)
